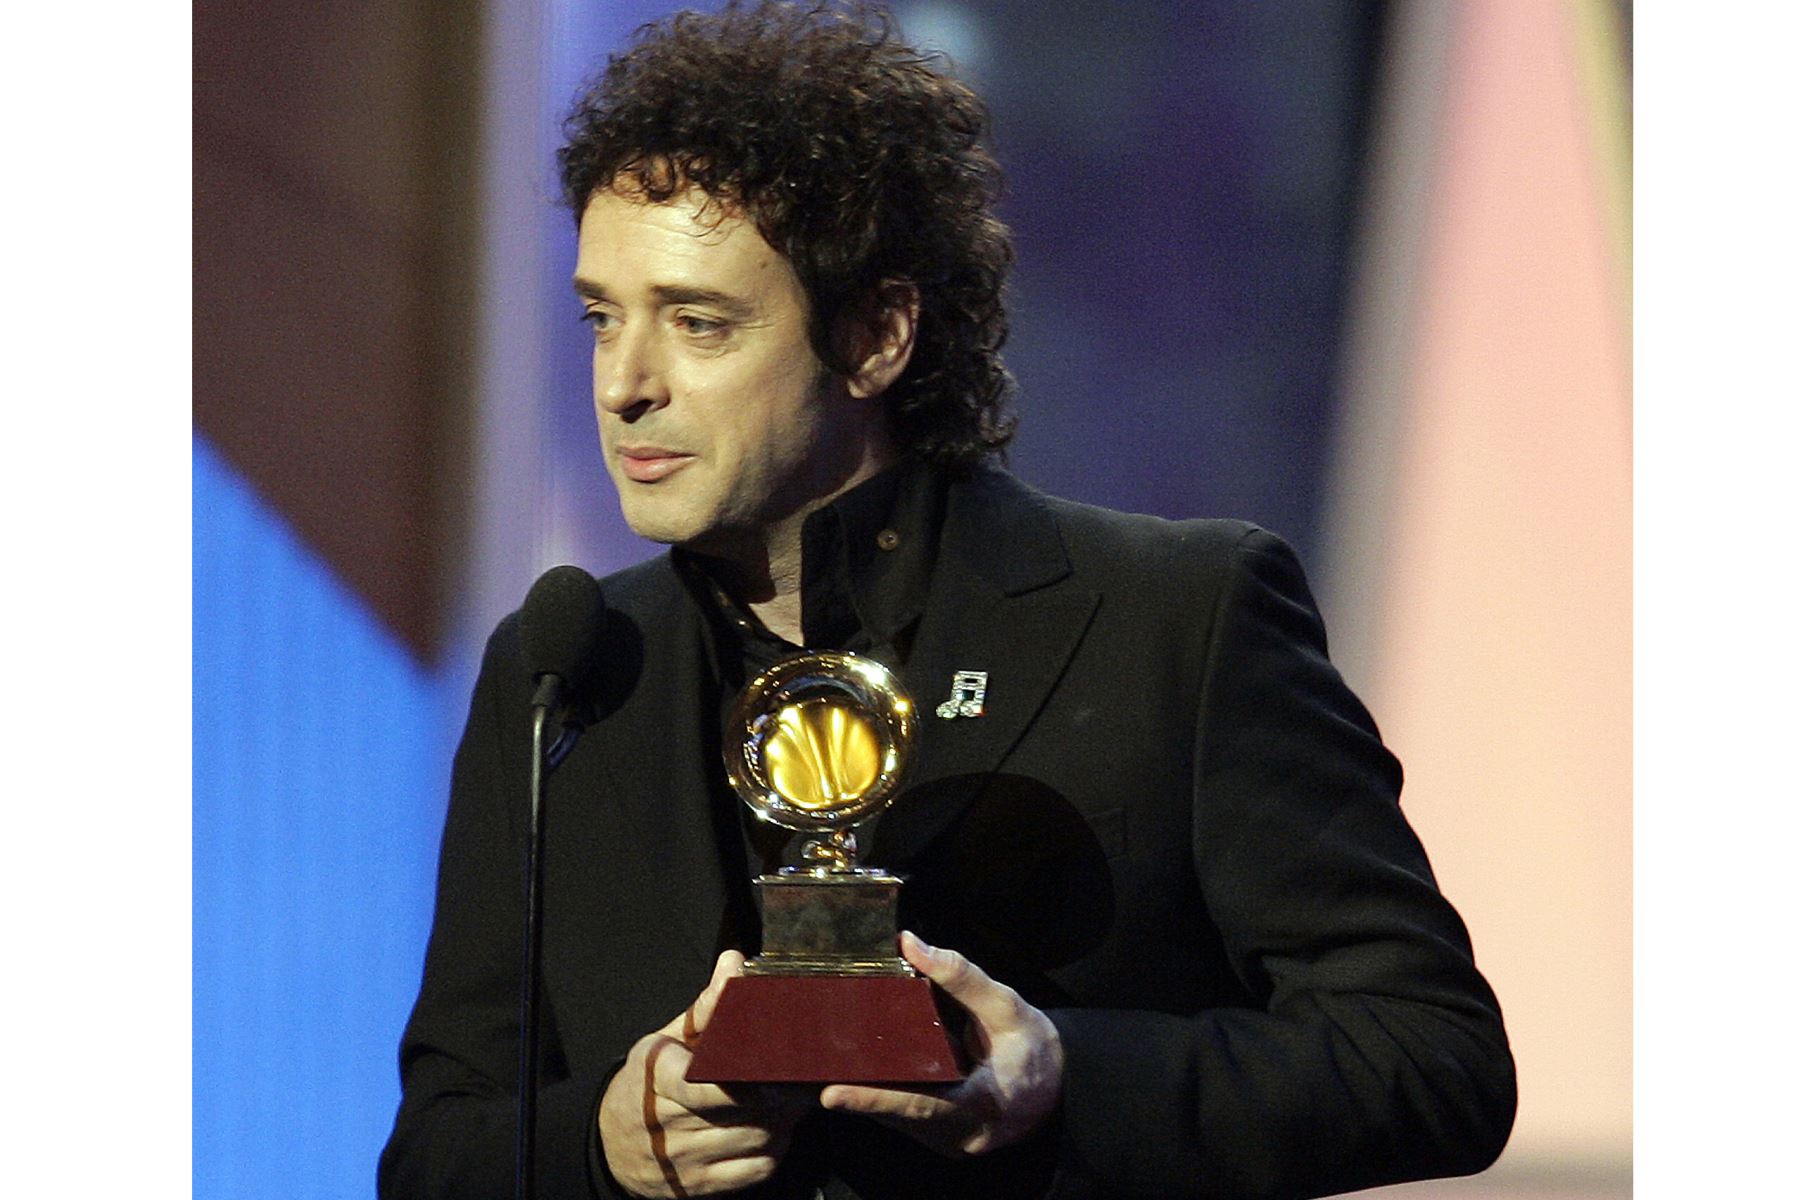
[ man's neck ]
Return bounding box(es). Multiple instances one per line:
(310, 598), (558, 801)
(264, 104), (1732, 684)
(695, 448), (899, 646)
(704, 531), (804, 645)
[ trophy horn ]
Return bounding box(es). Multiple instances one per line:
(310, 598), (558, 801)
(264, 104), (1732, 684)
(723, 651), (918, 860)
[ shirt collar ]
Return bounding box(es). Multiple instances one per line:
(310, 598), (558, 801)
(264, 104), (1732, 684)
(673, 454), (945, 662)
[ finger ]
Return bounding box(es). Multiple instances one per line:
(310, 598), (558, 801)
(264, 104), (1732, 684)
(635, 1037), (687, 1197)
(819, 1083), (976, 1157)
(693, 1153), (782, 1195)
(818, 1082), (963, 1126)
(687, 949), (744, 1040)
(899, 932), (1022, 1029)
(655, 950), (745, 1045)
(650, 1045), (818, 1126)
(648, 1035), (755, 1119)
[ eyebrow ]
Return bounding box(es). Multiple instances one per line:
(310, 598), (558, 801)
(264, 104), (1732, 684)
(571, 279), (757, 319)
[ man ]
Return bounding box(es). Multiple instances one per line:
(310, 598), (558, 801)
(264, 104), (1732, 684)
(379, 4), (1515, 1198)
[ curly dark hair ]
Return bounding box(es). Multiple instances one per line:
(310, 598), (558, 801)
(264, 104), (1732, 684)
(558, 1), (1016, 464)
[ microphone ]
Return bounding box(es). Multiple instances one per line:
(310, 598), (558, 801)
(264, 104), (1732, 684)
(514, 565), (604, 1200)
(521, 564), (605, 712)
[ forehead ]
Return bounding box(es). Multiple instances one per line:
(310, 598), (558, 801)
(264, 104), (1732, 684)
(574, 185), (789, 292)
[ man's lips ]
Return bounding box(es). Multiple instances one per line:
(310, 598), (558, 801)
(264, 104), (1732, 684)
(617, 447), (695, 483)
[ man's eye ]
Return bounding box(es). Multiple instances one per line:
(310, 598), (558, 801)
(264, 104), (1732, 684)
(676, 313), (727, 337)
(579, 309), (616, 334)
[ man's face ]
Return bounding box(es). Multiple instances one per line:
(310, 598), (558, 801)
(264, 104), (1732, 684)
(574, 185), (892, 555)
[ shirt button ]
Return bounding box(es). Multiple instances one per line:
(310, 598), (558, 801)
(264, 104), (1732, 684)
(876, 528), (901, 551)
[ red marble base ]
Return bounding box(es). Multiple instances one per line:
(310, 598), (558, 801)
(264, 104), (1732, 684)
(685, 973), (966, 1084)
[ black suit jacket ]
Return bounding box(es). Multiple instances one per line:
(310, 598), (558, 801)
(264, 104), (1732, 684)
(379, 467), (1515, 1200)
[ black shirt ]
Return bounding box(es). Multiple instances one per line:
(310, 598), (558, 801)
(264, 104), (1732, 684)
(673, 453), (946, 692)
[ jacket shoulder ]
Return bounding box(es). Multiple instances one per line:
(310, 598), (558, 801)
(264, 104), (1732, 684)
(950, 463), (1291, 596)
(1034, 486), (1292, 591)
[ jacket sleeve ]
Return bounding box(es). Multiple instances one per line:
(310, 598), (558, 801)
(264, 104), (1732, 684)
(1046, 528), (1516, 1199)
(377, 616), (630, 1200)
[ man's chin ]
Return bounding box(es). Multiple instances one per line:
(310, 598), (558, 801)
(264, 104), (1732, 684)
(617, 501), (734, 551)
(614, 499), (695, 546)
(622, 520), (693, 547)
(614, 494), (761, 558)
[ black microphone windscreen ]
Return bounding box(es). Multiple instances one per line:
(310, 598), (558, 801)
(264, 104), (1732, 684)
(520, 565), (605, 698)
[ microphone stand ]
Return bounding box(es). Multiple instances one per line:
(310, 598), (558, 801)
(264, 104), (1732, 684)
(517, 689), (555, 1200)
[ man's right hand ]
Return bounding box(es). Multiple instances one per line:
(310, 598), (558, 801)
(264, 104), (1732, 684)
(598, 951), (814, 1197)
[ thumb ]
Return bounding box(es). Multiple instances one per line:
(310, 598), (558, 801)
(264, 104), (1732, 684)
(660, 949), (744, 1046)
(899, 931), (1020, 1029)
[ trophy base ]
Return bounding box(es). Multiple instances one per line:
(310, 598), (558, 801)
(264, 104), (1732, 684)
(685, 972), (966, 1084)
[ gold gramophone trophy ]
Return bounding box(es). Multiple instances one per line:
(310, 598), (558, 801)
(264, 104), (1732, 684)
(685, 651), (965, 1084)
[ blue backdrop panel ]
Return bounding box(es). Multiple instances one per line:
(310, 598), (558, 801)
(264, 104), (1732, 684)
(193, 436), (444, 1198)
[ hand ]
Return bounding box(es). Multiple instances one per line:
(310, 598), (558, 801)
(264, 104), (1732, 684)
(819, 932), (1064, 1157)
(598, 951), (814, 1197)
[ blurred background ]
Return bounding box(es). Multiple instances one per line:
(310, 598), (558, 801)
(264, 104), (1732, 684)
(192, 1), (1631, 1196)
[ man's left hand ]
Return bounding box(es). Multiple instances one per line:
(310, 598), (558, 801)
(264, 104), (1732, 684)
(818, 931), (1064, 1157)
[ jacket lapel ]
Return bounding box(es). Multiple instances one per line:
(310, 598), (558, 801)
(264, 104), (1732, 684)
(874, 469), (1100, 868)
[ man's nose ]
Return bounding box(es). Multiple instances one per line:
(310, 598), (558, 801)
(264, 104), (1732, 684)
(595, 325), (669, 417)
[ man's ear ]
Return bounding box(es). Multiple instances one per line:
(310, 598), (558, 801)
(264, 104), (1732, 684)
(844, 280), (921, 400)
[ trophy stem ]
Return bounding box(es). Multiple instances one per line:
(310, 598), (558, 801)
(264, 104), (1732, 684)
(799, 828), (859, 872)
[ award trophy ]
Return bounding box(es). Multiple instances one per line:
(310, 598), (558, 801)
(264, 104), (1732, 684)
(685, 651), (965, 1084)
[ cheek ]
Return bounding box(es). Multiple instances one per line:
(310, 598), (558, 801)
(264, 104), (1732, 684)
(718, 366), (823, 451)
(755, 393), (831, 476)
